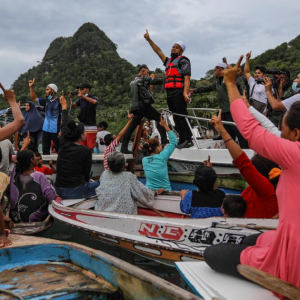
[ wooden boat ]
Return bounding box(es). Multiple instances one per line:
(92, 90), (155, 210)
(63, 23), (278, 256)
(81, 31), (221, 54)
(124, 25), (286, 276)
(175, 261), (278, 300)
(49, 196), (278, 266)
(0, 235), (200, 300)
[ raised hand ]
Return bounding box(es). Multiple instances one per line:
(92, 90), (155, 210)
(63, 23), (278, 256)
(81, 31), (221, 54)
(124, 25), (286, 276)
(127, 110), (133, 121)
(246, 51), (252, 60)
(144, 29), (150, 41)
(29, 78), (35, 87)
(49, 159), (54, 167)
(209, 109), (225, 133)
(23, 132), (31, 148)
(159, 114), (168, 128)
(0, 83), (17, 104)
(59, 91), (67, 107)
(263, 77), (273, 92)
(203, 155), (213, 168)
(223, 55), (244, 85)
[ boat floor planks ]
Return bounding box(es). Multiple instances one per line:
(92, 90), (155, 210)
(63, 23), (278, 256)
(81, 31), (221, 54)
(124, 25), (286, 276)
(175, 262), (278, 300)
(0, 263), (116, 299)
(0, 235), (201, 300)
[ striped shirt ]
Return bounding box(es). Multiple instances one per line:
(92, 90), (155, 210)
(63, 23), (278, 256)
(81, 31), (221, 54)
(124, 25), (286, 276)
(104, 139), (119, 170)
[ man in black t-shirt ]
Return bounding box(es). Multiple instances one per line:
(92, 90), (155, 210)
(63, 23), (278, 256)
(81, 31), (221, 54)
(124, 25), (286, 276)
(70, 83), (98, 152)
(144, 30), (192, 149)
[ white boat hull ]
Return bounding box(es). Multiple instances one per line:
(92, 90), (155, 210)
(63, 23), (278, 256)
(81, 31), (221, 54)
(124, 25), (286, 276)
(49, 198), (278, 265)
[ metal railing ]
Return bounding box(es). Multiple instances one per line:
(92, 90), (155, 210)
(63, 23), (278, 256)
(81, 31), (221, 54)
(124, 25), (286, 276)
(160, 108), (236, 149)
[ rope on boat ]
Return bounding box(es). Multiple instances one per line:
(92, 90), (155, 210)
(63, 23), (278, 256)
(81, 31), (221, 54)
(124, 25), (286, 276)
(0, 288), (25, 300)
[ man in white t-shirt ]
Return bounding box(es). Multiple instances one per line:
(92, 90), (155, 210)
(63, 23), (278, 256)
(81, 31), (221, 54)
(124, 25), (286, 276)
(95, 121), (110, 154)
(264, 72), (300, 111)
(244, 51), (268, 113)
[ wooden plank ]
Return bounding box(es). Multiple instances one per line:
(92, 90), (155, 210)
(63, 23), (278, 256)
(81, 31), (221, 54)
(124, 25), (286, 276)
(237, 264), (300, 300)
(0, 263), (114, 298)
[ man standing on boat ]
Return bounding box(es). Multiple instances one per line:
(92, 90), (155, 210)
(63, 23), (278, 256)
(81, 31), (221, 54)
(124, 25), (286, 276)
(69, 83), (98, 152)
(144, 30), (192, 149)
(191, 63), (248, 149)
(29, 79), (61, 155)
(121, 65), (168, 154)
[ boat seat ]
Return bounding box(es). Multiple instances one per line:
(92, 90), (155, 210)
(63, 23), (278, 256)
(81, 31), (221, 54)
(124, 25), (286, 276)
(0, 262), (123, 299)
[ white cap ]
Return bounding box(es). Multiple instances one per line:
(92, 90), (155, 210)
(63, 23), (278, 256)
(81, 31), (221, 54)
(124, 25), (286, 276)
(175, 41), (186, 52)
(47, 83), (58, 93)
(216, 63), (227, 69)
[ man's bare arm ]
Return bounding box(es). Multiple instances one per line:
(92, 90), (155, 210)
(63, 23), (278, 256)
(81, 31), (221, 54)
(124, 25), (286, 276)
(183, 76), (191, 103)
(244, 51), (252, 82)
(264, 78), (285, 110)
(144, 30), (166, 63)
(0, 83), (25, 141)
(29, 78), (38, 102)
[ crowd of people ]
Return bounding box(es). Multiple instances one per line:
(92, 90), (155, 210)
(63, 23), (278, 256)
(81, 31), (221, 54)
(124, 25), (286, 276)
(0, 31), (300, 298)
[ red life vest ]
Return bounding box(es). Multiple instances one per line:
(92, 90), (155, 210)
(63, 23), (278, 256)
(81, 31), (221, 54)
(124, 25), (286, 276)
(164, 56), (189, 89)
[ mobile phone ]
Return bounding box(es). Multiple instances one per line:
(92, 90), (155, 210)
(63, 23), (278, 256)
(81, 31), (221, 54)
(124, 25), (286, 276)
(222, 57), (227, 63)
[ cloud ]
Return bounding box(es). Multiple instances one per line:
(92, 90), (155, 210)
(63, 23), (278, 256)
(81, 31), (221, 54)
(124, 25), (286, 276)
(0, 0), (299, 88)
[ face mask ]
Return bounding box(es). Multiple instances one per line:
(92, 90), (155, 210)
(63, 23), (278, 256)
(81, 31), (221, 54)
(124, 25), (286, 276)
(85, 93), (89, 97)
(292, 82), (300, 93)
(171, 53), (179, 59)
(48, 95), (53, 100)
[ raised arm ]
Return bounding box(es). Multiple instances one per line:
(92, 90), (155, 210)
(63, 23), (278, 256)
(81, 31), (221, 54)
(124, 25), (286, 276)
(248, 106), (281, 137)
(144, 30), (166, 64)
(116, 112), (133, 142)
(159, 116), (178, 161)
(244, 51), (252, 82)
(58, 92), (68, 147)
(209, 110), (243, 160)
(0, 83), (25, 141)
(263, 77), (286, 110)
(29, 78), (38, 102)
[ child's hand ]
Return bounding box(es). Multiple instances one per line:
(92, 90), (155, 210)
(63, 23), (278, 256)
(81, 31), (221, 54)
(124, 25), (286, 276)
(127, 110), (133, 121)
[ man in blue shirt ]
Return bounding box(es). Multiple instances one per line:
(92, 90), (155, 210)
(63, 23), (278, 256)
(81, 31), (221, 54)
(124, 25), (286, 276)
(29, 78), (61, 155)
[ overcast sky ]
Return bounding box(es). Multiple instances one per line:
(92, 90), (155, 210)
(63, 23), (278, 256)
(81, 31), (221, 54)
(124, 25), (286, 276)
(0, 0), (299, 89)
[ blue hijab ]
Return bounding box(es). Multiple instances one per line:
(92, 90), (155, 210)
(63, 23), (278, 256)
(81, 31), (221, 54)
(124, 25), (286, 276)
(19, 101), (44, 133)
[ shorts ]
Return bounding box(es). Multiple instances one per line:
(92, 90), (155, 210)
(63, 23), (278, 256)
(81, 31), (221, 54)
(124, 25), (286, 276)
(81, 131), (97, 149)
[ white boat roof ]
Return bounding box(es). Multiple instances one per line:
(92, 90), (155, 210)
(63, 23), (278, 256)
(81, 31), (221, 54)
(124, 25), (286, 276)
(175, 262), (278, 300)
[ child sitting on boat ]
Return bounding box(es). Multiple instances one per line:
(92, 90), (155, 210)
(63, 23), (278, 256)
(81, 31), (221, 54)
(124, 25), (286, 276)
(142, 116), (178, 191)
(10, 150), (56, 223)
(103, 111), (133, 170)
(34, 152), (56, 175)
(180, 165), (225, 218)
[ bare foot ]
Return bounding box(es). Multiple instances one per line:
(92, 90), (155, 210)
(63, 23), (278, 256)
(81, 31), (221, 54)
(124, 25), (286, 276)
(0, 231), (12, 248)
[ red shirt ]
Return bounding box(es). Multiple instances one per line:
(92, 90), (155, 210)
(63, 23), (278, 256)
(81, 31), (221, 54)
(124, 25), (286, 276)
(34, 166), (54, 175)
(233, 152), (278, 218)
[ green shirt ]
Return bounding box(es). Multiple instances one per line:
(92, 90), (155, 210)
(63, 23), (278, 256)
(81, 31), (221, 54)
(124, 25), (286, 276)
(194, 77), (246, 112)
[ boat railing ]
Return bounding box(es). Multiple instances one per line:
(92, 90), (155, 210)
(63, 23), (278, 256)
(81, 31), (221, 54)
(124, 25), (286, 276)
(159, 108), (236, 149)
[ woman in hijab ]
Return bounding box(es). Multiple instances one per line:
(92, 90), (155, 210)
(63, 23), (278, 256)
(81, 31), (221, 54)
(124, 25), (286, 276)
(19, 101), (44, 152)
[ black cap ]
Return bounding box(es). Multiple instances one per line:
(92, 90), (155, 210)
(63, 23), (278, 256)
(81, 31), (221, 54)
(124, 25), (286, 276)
(76, 83), (92, 89)
(138, 64), (149, 72)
